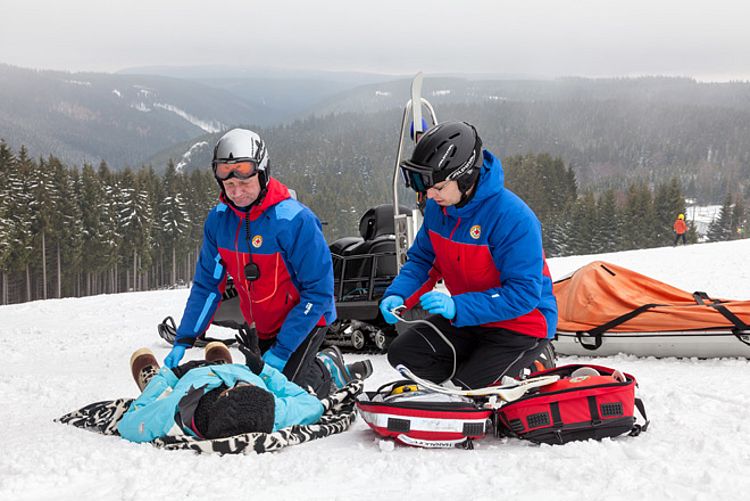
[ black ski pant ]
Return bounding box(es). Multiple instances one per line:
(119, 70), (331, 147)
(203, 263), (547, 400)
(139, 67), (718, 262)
(259, 326), (333, 399)
(673, 233), (686, 246)
(387, 315), (549, 390)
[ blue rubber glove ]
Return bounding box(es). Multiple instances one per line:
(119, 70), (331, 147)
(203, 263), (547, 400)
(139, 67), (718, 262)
(379, 295), (405, 324)
(262, 350), (288, 372)
(164, 345), (186, 368)
(420, 291), (456, 320)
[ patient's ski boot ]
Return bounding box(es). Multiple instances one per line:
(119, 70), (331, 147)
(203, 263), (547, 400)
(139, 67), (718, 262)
(205, 341), (233, 365)
(130, 348), (160, 391)
(317, 345), (373, 389)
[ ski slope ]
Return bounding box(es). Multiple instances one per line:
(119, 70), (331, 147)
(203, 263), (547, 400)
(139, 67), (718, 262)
(2, 239), (750, 500)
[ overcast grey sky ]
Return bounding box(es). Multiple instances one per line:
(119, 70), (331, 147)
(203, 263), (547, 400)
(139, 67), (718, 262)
(2, 0), (748, 81)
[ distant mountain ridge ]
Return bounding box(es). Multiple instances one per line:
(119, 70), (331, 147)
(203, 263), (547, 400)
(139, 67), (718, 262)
(3, 63), (750, 207)
(0, 64), (277, 167)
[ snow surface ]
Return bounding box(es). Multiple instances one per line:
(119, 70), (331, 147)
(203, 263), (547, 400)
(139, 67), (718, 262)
(176, 141), (209, 173)
(153, 103), (225, 133)
(62, 79), (92, 87)
(2, 240), (750, 500)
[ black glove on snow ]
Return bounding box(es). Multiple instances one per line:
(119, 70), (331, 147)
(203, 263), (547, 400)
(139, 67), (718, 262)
(235, 325), (264, 375)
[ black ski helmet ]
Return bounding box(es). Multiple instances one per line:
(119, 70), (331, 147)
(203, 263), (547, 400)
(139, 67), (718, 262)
(212, 128), (270, 192)
(400, 121), (483, 195)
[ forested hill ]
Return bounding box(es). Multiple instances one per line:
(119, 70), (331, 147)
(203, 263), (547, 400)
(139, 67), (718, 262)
(0, 64), (277, 168)
(154, 78), (750, 225)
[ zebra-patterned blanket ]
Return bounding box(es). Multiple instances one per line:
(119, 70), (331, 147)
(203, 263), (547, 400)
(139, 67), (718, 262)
(56, 380), (363, 455)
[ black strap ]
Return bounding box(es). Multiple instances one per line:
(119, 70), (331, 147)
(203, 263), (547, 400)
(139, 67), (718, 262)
(629, 397), (650, 436)
(693, 292), (750, 347)
(549, 401), (563, 427)
(576, 303), (665, 351)
(587, 396), (601, 425)
(692, 291), (711, 305)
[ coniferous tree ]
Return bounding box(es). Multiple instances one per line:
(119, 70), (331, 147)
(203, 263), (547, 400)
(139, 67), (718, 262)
(622, 182), (657, 249)
(545, 202), (574, 257)
(31, 156), (58, 299)
(731, 196), (744, 239)
(568, 192), (597, 255)
(654, 177), (685, 247)
(0, 141), (14, 303)
(79, 164), (110, 294)
(707, 192), (733, 242)
(51, 161), (83, 297)
(159, 160), (190, 285)
(136, 165), (164, 287)
(7, 146), (37, 301)
(594, 189), (619, 252)
(185, 168), (218, 282)
(0, 142), (13, 268)
(117, 168), (153, 291)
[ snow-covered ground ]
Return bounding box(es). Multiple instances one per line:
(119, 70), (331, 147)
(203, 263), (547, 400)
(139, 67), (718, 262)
(2, 240), (750, 500)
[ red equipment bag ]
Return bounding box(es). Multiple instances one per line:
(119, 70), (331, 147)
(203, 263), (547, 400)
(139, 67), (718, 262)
(496, 364), (649, 445)
(356, 381), (493, 449)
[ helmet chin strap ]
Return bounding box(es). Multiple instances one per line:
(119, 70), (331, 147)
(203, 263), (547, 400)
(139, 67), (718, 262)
(455, 167), (481, 208)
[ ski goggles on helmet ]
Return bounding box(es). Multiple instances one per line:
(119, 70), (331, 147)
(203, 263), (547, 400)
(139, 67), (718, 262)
(399, 160), (440, 193)
(213, 160), (259, 181)
(399, 149), (479, 194)
(212, 131), (267, 181)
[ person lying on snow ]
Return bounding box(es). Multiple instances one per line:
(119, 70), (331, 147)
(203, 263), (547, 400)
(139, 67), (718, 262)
(380, 121), (558, 390)
(118, 329), (371, 443)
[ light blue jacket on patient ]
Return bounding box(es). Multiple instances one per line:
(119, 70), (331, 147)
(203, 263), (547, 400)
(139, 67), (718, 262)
(117, 363), (324, 443)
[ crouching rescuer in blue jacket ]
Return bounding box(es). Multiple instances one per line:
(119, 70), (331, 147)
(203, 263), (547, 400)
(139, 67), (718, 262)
(380, 121), (558, 389)
(164, 129), (371, 399)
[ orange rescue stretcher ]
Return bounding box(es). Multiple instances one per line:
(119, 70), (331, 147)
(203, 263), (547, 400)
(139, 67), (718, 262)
(552, 261), (750, 358)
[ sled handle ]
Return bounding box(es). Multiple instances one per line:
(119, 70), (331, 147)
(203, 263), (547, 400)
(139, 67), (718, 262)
(575, 331), (603, 351)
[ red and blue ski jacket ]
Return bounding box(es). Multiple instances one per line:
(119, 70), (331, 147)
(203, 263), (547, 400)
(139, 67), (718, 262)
(384, 150), (557, 339)
(175, 177), (336, 363)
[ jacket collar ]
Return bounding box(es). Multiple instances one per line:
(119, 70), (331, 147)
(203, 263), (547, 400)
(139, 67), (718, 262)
(443, 149), (504, 218)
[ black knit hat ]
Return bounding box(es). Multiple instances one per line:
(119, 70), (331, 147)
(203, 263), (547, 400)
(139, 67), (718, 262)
(193, 383), (275, 439)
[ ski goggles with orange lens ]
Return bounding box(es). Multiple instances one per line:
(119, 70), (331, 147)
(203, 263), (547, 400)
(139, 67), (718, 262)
(213, 161), (259, 181)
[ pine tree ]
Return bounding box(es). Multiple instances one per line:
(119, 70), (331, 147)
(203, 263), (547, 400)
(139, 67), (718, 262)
(31, 156), (59, 299)
(594, 189), (619, 252)
(654, 177), (685, 247)
(731, 196), (745, 239)
(78, 164), (116, 294)
(622, 182), (656, 249)
(159, 160), (190, 285)
(117, 168), (154, 291)
(707, 192), (733, 242)
(51, 161), (83, 297)
(0, 141), (13, 273)
(0, 141), (14, 303)
(7, 146), (37, 301)
(568, 192), (597, 255)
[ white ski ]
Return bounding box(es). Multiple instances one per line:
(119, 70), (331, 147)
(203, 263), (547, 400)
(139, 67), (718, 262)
(410, 71), (424, 140)
(396, 364), (559, 401)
